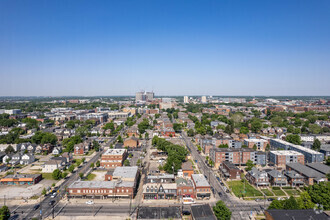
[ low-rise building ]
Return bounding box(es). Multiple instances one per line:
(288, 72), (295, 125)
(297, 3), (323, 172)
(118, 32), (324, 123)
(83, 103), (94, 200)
(181, 161), (194, 178)
(191, 174), (211, 200)
(124, 137), (139, 148)
(286, 163), (327, 185)
(67, 180), (135, 199)
(0, 174), (42, 185)
(146, 174), (175, 183)
(142, 183), (177, 200)
(176, 177), (195, 199)
(267, 170), (287, 186)
(220, 161), (241, 180)
(100, 149), (128, 168)
(245, 167), (269, 187)
(284, 170), (304, 187)
(209, 148), (255, 169)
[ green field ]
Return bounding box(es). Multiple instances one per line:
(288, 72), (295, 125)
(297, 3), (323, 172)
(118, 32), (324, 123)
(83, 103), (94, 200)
(42, 173), (54, 180)
(85, 173), (96, 181)
(284, 189), (300, 196)
(261, 189), (273, 196)
(272, 189), (286, 196)
(227, 180), (263, 197)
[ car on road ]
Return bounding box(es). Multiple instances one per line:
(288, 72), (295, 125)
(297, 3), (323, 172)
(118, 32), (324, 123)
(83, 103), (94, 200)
(51, 192), (57, 198)
(86, 200), (94, 205)
(49, 200), (55, 206)
(182, 210), (191, 215)
(33, 204), (40, 210)
(218, 192), (223, 197)
(226, 190), (230, 193)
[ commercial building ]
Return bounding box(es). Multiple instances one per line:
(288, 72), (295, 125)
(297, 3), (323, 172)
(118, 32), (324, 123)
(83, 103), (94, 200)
(176, 177), (195, 199)
(142, 183), (177, 200)
(209, 148), (255, 169)
(191, 174), (211, 199)
(100, 149), (128, 168)
(269, 151), (304, 167)
(67, 180), (135, 199)
(124, 137), (139, 148)
(0, 174), (42, 185)
(136, 91), (154, 102)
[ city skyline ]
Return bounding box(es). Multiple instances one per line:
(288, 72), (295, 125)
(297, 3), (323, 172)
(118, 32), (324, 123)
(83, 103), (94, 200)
(1, 0), (330, 96)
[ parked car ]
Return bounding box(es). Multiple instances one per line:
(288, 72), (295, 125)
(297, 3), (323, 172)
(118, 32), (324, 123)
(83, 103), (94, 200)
(182, 211), (191, 215)
(255, 198), (261, 202)
(218, 192), (223, 197)
(49, 200), (55, 206)
(216, 177), (220, 181)
(33, 204), (40, 210)
(86, 200), (94, 205)
(267, 198), (275, 201)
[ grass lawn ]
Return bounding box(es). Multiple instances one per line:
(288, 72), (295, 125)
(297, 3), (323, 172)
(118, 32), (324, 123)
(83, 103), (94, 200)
(85, 173), (96, 181)
(86, 150), (95, 156)
(284, 189), (300, 196)
(227, 180), (263, 197)
(42, 173), (54, 180)
(272, 189), (286, 196)
(261, 189), (273, 196)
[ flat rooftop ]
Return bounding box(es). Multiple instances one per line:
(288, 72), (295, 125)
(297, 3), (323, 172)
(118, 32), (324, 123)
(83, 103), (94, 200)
(270, 150), (303, 156)
(68, 180), (134, 189)
(112, 166), (138, 179)
(191, 174), (210, 187)
(103, 149), (126, 155)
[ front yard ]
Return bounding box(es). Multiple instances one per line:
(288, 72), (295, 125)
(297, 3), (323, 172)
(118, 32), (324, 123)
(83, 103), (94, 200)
(227, 180), (263, 197)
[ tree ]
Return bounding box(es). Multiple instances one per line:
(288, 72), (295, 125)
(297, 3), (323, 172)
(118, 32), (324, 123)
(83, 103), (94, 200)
(268, 199), (283, 209)
(245, 160), (255, 171)
(81, 158), (86, 163)
(308, 124), (321, 134)
(0, 205), (11, 220)
(218, 144), (229, 148)
(213, 200), (231, 220)
(90, 163), (95, 168)
(312, 138), (321, 151)
(42, 188), (47, 195)
(173, 123), (182, 132)
(225, 125), (233, 134)
(283, 196), (300, 210)
(5, 145), (15, 154)
(124, 159), (130, 166)
(52, 169), (62, 180)
(250, 118), (262, 133)
(96, 161), (100, 167)
(68, 165), (75, 173)
(61, 172), (68, 179)
(253, 144), (257, 151)
(187, 129), (195, 137)
(242, 144), (248, 148)
(79, 173), (84, 179)
(286, 134), (301, 145)
(240, 127), (249, 134)
(93, 141), (100, 151)
(145, 132), (149, 140)
(297, 191), (315, 209)
(117, 135), (123, 143)
(76, 161), (81, 167)
(305, 182), (330, 210)
(137, 159), (141, 167)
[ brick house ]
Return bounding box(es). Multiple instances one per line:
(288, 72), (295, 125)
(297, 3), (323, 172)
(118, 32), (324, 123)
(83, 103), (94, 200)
(176, 177), (195, 199)
(181, 161), (194, 178)
(267, 170), (287, 186)
(245, 167), (269, 187)
(220, 161), (241, 180)
(124, 137), (139, 148)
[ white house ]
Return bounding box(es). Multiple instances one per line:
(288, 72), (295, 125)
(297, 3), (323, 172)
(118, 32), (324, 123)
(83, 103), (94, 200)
(42, 157), (67, 173)
(20, 153), (35, 165)
(52, 147), (62, 155)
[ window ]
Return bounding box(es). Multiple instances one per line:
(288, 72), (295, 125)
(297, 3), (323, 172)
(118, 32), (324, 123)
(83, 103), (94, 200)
(69, 190), (73, 193)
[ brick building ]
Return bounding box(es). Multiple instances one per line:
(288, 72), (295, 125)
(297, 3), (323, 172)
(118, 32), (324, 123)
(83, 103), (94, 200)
(0, 174), (42, 185)
(191, 174), (211, 200)
(124, 137), (139, 148)
(209, 148), (255, 169)
(100, 149), (128, 168)
(220, 161), (241, 180)
(269, 151), (304, 167)
(181, 161), (194, 178)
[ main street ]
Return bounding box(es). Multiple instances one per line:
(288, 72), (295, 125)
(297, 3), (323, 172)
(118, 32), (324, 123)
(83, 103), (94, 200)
(181, 132), (268, 219)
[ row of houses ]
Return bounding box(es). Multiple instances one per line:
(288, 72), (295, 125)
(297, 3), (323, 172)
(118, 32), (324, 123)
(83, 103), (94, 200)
(245, 162), (329, 187)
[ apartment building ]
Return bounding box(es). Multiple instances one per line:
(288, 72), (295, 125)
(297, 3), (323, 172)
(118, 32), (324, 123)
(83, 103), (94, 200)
(209, 148), (255, 169)
(243, 138), (268, 151)
(269, 150), (305, 167)
(100, 149), (128, 168)
(270, 139), (324, 163)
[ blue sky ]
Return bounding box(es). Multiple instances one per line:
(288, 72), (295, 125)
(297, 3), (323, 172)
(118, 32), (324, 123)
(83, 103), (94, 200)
(0, 0), (330, 96)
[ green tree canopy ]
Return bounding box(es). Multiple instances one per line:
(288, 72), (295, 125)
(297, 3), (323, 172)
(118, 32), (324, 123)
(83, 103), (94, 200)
(312, 138), (321, 151)
(213, 201), (232, 220)
(286, 134), (302, 145)
(52, 169), (62, 180)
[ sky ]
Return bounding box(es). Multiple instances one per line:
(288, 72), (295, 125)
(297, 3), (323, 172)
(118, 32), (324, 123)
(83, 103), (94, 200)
(0, 0), (330, 96)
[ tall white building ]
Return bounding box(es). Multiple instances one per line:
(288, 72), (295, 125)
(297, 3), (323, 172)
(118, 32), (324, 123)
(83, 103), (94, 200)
(201, 96), (207, 103)
(135, 91), (154, 102)
(184, 96), (189, 103)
